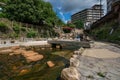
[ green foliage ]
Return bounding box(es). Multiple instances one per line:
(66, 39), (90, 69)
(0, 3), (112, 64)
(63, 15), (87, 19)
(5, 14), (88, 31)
(97, 72), (105, 77)
(55, 18), (65, 26)
(21, 27), (26, 32)
(3, 0), (62, 27)
(13, 25), (20, 34)
(0, 0), (9, 3)
(27, 29), (37, 38)
(0, 13), (6, 18)
(74, 20), (84, 29)
(91, 21), (120, 42)
(87, 75), (94, 79)
(10, 33), (19, 38)
(0, 22), (8, 32)
(67, 23), (75, 28)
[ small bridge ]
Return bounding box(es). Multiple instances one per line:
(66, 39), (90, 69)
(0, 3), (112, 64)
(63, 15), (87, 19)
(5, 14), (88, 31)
(48, 40), (90, 49)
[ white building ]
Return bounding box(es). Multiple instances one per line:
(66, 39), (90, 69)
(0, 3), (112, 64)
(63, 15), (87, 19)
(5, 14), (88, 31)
(71, 4), (104, 29)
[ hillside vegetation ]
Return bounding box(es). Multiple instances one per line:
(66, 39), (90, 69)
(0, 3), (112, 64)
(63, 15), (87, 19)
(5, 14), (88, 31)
(91, 21), (120, 44)
(0, 0), (64, 38)
(0, 18), (59, 38)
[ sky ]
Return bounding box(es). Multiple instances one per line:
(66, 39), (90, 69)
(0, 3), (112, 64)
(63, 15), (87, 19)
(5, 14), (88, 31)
(44, 0), (107, 23)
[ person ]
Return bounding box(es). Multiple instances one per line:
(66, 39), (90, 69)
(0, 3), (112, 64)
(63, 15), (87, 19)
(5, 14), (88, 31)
(80, 34), (83, 41)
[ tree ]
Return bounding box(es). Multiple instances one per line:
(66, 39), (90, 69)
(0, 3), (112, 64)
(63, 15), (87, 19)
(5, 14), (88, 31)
(67, 23), (75, 28)
(0, 0), (9, 3)
(4, 0), (44, 24)
(74, 20), (84, 29)
(3, 0), (62, 27)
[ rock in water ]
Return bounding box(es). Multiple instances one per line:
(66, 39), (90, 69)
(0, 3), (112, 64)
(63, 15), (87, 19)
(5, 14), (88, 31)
(11, 46), (20, 50)
(61, 67), (81, 80)
(78, 47), (84, 54)
(26, 54), (44, 62)
(0, 49), (13, 54)
(70, 57), (79, 67)
(19, 69), (29, 75)
(47, 61), (55, 68)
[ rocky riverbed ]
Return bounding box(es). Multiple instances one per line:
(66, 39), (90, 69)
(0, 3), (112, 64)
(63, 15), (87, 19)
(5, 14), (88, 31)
(61, 42), (120, 80)
(0, 46), (73, 80)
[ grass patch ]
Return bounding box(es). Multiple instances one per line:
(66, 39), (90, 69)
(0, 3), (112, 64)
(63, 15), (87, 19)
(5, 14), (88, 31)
(97, 72), (105, 78)
(87, 75), (94, 79)
(27, 29), (38, 38)
(0, 22), (8, 33)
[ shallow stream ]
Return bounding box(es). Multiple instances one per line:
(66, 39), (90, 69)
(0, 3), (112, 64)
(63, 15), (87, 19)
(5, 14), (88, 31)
(0, 49), (74, 80)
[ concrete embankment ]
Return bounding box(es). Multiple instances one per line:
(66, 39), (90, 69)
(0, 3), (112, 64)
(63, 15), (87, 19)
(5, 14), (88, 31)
(61, 42), (120, 80)
(0, 41), (52, 50)
(0, 41), (50, 62)
(20, 41), (52, 50)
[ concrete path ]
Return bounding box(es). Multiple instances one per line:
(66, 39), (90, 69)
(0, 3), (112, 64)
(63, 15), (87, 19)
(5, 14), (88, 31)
(0, 41), (49, 48)
(20, 41), (48, 46)
(61, 41), (120, 80)
(79, 42), (120, 80)
(82, 42), (120, 58)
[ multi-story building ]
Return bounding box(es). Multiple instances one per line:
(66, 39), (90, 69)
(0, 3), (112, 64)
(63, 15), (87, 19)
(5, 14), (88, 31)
(107, 0), (120, 12)
(71, 4), (104, 29)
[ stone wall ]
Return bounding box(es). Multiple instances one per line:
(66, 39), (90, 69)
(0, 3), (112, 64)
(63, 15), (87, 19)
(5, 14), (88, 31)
(90, 1), (120, 43)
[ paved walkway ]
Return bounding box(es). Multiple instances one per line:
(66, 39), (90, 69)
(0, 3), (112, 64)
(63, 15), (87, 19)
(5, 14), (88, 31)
(0, 41), (48, 48)
(79, 42), (120, 80)
(61, 41), (120, 80)
(82, 42), (120, 58)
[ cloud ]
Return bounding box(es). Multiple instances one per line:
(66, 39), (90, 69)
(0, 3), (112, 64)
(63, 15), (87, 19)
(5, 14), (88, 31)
(47, 0), (102, 13)
(56, 9), (68, 23)
(44, 0), (107, 22)
(59, 12), (66, 22)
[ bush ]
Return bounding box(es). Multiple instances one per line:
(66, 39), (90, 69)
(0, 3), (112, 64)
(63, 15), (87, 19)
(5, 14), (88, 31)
(91, 21), (120, 42)
(9, 33), (19, 38)
(21, 27), (26, 32)
(27, 29), (37, 38)
(74, 20), (84, 29)
(63, 27), (72, 33)
(0, 13), (6, 18)
(13, 25), (20, 34)
(0, 22), (8, 32)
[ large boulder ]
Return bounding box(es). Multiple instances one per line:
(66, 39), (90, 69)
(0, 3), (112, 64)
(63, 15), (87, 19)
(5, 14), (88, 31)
(74, 47), (84, 55)
(13, 50), (44, 62)
(0, 49), (13, 54)
(13, 49), (26, 54)
(47, 61), (55, 68)
(78, 47), (84, 54)
(22, 50), (44, 62)
(70, 57), (80, 67)
(61, 67), (81, 80)
(26, 54), (44, 62)
(19, 69), (29, 75)
(11, 46), (20, 50)
(22, 51), (38, 57)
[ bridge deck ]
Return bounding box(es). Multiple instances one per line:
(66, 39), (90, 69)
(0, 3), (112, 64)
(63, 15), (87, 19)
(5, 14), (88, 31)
(48, 40), (90, 49)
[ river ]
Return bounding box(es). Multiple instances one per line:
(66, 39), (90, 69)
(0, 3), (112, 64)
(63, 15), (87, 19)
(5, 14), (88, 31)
(0, 49), (74, 80)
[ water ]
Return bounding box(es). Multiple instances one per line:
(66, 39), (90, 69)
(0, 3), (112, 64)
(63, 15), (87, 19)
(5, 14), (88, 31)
(0, 49), (73, 80)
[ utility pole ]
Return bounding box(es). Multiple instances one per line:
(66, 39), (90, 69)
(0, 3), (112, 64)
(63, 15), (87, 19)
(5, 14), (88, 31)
(99, 0), (102, 18)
